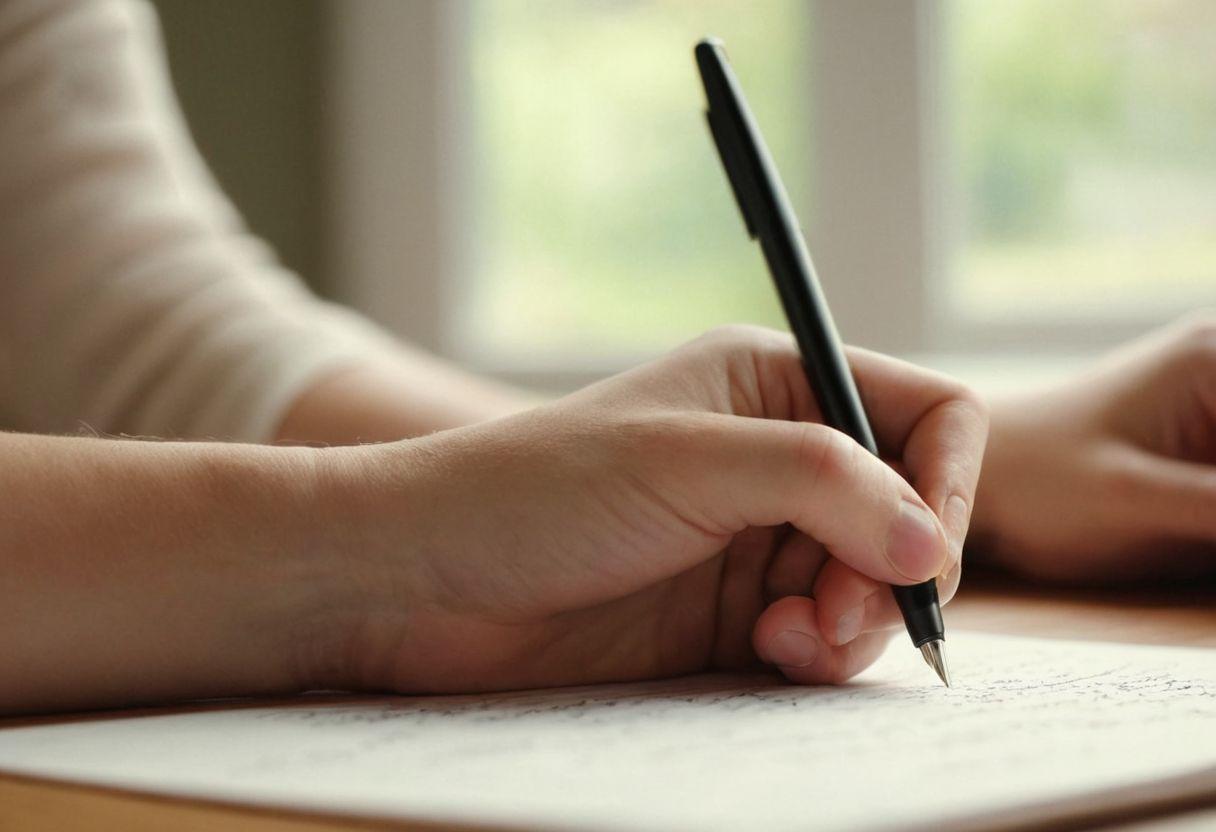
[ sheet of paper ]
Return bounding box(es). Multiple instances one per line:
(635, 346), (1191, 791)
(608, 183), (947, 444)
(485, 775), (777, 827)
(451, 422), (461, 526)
(1, 632), (1214, 832)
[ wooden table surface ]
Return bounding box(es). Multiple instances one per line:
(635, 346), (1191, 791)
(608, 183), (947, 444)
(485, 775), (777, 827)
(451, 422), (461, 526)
(3, 577), (1214, 832)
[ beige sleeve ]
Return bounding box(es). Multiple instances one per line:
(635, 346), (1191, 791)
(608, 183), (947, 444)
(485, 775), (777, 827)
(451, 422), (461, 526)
(0, 0), (399, 442)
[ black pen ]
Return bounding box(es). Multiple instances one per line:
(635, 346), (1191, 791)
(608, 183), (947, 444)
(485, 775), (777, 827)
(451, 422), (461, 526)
(694, 37), (951, 687)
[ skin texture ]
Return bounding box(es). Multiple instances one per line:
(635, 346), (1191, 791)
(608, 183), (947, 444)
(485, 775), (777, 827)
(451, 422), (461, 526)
(297, 326), (987, 695)
(0, 325), (986, 713)
(0, 436), (325, 713)
(970, 314), (1216, 583)
(4, 316), (1212, 714)
(274, 342), (538, 446)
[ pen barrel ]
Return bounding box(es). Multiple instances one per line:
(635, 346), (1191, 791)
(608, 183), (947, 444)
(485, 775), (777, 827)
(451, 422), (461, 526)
(759, 235), (879, 457)
(755, 173), (947, 652)
(893, 581), (945, 647)
(696, 37), (945, 658)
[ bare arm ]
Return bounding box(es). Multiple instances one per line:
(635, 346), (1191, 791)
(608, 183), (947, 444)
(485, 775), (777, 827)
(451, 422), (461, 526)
(1, 328), (986, 714)
(272, 351), (538, 445)
(0, 432), (331, 714)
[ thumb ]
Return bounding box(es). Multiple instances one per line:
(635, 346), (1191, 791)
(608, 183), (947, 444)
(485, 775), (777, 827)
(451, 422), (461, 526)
(652, 413), (950, 585)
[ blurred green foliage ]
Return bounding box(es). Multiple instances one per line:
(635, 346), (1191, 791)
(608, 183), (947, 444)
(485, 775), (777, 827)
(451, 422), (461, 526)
(464, 0), (806, 359)
(957, 1), (1119, 240)
(953, 0), (1216, 317)
(463, 1), (1216, 356)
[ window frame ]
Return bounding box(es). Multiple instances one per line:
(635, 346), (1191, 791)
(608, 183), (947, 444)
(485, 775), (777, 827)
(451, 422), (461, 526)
(322, 0), (1196, 391)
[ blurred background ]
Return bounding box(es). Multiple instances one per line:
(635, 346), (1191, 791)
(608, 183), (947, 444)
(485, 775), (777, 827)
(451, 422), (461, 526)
(151, 0), (1216, 388)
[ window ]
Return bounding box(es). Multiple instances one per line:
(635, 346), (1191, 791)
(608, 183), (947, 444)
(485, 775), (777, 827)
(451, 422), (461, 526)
(324, 2), (1216, 374)
(457, 0), (810, 365)
(949, 0), (1216, 325)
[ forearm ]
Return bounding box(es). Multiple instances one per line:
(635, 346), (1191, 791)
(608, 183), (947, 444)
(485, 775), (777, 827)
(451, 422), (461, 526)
(0, 433), (338, 714)
(273, 351), (541, 445)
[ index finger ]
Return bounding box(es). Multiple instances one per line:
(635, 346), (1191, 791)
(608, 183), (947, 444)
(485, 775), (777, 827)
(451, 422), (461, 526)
(847, 347), (989, 564)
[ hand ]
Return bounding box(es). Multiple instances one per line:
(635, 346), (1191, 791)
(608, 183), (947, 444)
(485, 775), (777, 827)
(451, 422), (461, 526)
(308, 326), (987, 693)
(971, 315), (1216, 583)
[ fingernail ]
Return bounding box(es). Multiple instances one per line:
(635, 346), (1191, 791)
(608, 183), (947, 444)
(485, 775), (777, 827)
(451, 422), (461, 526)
(764, 630), (820, 668)
(943, 494), (970, 560)
(940, 561), (962, 590)
(935, 561), (963, 604)
(886, 499), (947, 581)
(835, 607), (864, 645)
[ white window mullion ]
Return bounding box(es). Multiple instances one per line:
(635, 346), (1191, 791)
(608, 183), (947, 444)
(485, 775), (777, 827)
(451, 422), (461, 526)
(321, 0), (466, 356)
(807, 0), (936, 355)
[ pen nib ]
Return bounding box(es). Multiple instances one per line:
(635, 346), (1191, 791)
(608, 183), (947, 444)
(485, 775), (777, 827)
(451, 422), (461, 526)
(919, 640), (952, 688)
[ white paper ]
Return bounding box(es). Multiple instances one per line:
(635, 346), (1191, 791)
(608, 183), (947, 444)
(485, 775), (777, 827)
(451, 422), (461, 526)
(2, 632), (1214, 831)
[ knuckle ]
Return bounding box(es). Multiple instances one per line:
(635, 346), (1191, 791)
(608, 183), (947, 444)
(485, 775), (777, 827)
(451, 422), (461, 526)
(1173, 311), (1216, 366)
(935, 384), (991, 462)
(798, 424), (856, 491)
(954, 382), (990, 424)
(937, 377), (990, 429)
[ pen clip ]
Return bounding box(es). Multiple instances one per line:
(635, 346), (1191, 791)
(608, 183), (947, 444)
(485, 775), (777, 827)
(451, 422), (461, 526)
(705, 109), (758, 239)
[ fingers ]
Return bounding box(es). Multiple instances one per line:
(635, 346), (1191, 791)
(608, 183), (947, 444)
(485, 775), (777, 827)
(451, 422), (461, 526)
(752, 595), (894, 684)
(665, 414), (950, 585)
(711, 526), (784, 669)
(762, 529), (829, 602)
(846, 347), (989, 566)
(811, 557), (963, 647)
(624, 325), (819, 422)
(1104, 444), (1216, 542)
(647, 329), (987, 570)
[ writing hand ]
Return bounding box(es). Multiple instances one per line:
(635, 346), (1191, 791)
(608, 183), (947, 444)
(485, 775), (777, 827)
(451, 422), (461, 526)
(308, 326), (987, 692)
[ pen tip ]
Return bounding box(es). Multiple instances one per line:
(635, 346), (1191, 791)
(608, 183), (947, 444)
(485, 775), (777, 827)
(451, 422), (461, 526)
(919, 640), (952, 688)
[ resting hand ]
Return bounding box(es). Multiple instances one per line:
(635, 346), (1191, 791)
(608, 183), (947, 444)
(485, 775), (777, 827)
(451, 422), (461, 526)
(972, 315), (1216, 583)
(309, 326), (988, 692)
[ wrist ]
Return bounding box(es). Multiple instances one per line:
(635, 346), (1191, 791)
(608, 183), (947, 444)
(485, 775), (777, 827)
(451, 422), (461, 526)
(0, 438), (372, 713)
(275, 363), (541, 445)
(183, 443), (356, 698)
(290, 440), (435, 692)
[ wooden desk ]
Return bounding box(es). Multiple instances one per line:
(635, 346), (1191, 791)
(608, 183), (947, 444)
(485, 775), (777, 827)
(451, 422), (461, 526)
(3, 581), (1214, 832)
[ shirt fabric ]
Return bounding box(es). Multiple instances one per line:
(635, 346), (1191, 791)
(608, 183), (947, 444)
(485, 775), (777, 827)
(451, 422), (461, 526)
(0, 0), (396, 442)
